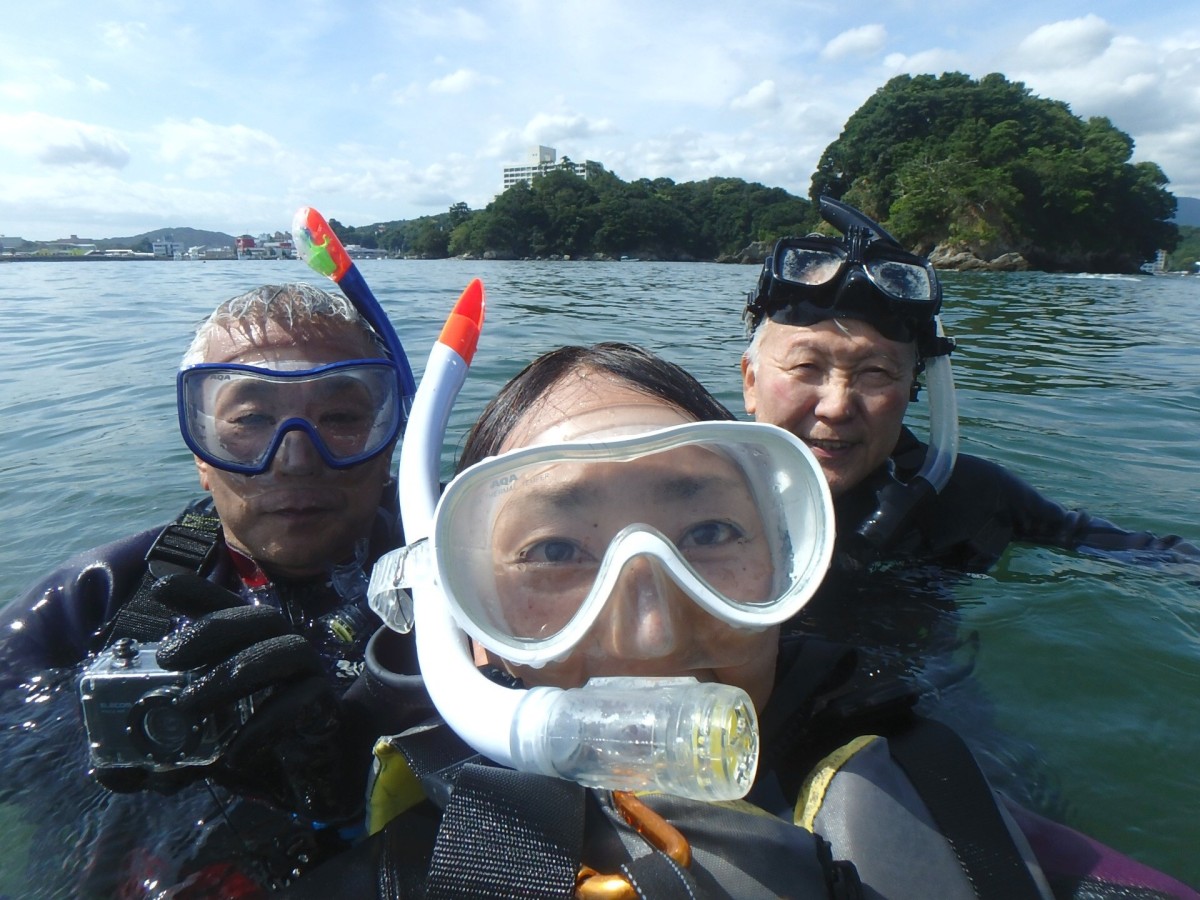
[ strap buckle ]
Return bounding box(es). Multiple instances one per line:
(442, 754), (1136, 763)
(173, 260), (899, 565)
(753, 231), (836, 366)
(145, 516), (223, 580)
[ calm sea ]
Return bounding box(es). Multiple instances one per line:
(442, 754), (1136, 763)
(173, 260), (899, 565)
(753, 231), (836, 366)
(0, 259), (1197, 889)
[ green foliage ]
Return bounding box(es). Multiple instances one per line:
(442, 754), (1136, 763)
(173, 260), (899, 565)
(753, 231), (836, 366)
(813, 72), (1178, 272)
(1169, 225), (1200, 272)
(444, 170), (817, 260)
(334, 170), (817, 262)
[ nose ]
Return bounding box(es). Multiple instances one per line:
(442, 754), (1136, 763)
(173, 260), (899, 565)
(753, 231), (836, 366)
(812, 372), (857, 421)
(597, 556), (687, 660)
(269, 426), (325, 475)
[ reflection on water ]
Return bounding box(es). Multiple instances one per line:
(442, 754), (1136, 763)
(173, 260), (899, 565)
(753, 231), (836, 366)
(0, 261), (1197, 890)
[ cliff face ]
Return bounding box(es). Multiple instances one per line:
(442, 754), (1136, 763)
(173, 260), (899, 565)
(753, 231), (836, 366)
(928, 243), (1030, 271)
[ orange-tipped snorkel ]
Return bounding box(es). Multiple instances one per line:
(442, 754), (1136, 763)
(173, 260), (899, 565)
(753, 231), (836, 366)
(437, 277), (484, 364)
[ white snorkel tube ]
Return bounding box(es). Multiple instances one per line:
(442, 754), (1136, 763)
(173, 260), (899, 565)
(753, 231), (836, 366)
(368, 280), (760, 801)
(853, 315), (959, 553)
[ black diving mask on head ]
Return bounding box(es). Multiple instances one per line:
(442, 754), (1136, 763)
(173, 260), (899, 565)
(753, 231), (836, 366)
(745, 196), (947, 357)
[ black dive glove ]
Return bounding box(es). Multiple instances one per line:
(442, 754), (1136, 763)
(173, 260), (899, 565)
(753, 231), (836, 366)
(94, 573), (361, 823)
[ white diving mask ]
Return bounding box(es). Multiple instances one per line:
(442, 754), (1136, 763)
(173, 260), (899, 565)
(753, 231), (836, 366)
(373, 420), (834, 668)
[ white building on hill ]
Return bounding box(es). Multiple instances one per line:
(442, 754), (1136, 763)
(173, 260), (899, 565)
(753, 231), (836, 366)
(502, 146), (601, 191)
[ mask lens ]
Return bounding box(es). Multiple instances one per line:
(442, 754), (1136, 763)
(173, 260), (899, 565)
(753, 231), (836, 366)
(865, 257), (934, 303)
(777, 246), (845, 286)
(179, 361), (400, 473)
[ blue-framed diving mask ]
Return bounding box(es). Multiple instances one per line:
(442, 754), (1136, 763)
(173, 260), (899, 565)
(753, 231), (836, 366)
(744, 196), (944, 352)
(178, 357), (404, 475)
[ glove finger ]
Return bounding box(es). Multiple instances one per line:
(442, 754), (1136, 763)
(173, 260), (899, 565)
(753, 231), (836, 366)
(176, 633), (323, 713)
(146, 572), (244, 618)
(223, 677), (352, 820)
(157, 605), (290, 671)
(225, 676), (339, 765)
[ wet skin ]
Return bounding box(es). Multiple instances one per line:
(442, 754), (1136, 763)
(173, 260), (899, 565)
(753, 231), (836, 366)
(193, 320), (393, 579)
(742, 318), (916, 499)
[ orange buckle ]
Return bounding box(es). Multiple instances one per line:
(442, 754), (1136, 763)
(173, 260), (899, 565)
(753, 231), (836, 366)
(574, 791), (691, 899)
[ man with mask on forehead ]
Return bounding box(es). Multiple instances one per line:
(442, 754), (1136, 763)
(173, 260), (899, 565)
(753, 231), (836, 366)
(741, 196), (1199, 579)
(0, 283), (431, 896)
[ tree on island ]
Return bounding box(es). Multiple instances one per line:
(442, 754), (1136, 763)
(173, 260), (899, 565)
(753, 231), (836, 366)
(812, 72), (1177, 271)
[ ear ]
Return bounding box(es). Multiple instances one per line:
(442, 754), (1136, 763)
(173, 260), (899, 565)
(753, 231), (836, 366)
(195, 457), (212, 492)
(740, 355), (758, 416)
(471, 640), (489, 666)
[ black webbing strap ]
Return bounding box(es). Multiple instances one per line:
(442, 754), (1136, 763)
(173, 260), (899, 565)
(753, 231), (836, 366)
(619, 848), (699, 900)
(887, 718), (1045, 900)
(424, 764), (586, 900)
(96, 509), (224, 647)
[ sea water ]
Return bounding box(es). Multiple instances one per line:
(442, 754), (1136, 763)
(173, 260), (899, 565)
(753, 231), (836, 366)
(0, 259), (1197, 892)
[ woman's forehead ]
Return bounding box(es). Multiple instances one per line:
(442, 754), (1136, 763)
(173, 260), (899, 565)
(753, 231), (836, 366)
(500, 371), (693, 452)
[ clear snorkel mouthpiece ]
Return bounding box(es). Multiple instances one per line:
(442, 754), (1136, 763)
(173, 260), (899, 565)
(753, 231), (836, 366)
(370, 280), (764, 801)
(513, 677), (759, 799)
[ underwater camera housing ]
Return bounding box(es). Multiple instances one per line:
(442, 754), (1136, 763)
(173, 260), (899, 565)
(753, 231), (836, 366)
(79, 638), (252, 772)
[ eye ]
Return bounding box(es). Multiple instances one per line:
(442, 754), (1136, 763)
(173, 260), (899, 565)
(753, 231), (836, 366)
(856, 365), (905, 389)
(519, 539), (591, 565)
(320, 409), (373, 431)
(679, 520), (744, 548)
(226, 410), (275, 430)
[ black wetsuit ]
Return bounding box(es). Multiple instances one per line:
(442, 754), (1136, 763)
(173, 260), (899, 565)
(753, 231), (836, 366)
(0, 497), (428, 898)
(835, 426), (1199, 572)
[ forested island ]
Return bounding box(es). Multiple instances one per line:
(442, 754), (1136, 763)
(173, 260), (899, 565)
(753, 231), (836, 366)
(334, 72), (1191, 274)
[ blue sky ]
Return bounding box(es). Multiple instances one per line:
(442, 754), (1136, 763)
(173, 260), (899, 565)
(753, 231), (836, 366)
(2, 1), (1198, 241)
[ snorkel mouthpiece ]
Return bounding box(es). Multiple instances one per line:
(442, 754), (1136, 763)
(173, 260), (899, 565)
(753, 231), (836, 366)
(378, 279), (762, 801)
(514, 678), (759, 800)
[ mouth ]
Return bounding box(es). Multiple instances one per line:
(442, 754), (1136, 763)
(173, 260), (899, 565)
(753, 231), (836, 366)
(804, 437), (857, 456)
(258, 489), (341, 517)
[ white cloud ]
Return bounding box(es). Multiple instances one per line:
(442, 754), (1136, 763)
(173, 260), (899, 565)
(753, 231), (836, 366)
(154, 118), (288, 180)
(0, 112), (129, 169)
(1015, 15), (1113, 70)
(822, 25), (887, 61)
(428, 68), (499, 94)
(100, 21), (148, 52)
(731, 80), (779, 112)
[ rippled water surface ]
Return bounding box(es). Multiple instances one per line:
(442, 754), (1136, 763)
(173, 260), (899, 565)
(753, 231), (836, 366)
(1, 259), (1197, 891)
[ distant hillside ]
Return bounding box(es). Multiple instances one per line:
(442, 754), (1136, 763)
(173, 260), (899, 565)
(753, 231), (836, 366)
(1173, 197), (1200, 227)
(94, 227), (237, 250)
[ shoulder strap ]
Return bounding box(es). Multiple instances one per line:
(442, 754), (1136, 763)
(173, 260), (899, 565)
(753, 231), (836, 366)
(425, 763), (585, 900)
(95, 504), (224, 648)
(887, 718), (1045, 900)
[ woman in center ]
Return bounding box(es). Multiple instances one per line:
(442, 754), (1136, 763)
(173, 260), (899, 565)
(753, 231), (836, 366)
(458, 342), (785, 710)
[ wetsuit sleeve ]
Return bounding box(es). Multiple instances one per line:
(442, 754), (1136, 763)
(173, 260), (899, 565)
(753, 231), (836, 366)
(910, 454), (1199, 569)
(971, 456), (1198, 559)
(0, 527), (160, 688)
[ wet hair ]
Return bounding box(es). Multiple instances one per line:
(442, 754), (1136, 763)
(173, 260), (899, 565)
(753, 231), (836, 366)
(180, 282), (387, 367)
(458, 342), (735, 471)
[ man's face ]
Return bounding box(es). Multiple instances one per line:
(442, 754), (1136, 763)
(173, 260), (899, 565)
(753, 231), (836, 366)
(194, 319), (393, 578)
(742, 318), (916, 498)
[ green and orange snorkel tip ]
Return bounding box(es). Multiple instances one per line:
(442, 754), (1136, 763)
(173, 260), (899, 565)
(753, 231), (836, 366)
(292, 206), (417, 419)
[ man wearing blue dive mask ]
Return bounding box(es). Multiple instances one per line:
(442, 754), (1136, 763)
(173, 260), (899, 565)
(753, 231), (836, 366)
(742, 196), (1198, 577)
(0, 283), (431, 896)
